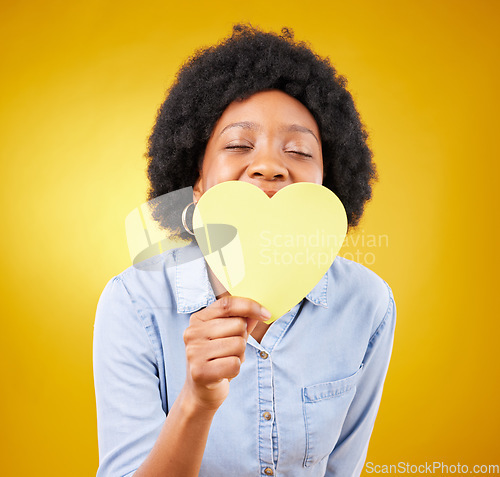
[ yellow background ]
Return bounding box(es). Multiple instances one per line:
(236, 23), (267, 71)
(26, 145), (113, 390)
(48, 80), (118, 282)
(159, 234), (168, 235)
(1, 0), (498, 475)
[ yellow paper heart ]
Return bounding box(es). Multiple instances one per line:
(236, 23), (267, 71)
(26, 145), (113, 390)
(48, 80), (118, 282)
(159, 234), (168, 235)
(193, 181), (347, 323)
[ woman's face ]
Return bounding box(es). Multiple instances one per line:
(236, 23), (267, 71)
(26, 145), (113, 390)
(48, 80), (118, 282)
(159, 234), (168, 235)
(193, 90), (323, 201)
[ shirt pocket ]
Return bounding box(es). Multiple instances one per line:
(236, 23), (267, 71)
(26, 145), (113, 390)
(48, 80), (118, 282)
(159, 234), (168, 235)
(302, 364), (364, 468)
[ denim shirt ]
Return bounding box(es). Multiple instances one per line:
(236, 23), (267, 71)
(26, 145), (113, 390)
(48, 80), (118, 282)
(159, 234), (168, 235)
(93, 243), (396, 477)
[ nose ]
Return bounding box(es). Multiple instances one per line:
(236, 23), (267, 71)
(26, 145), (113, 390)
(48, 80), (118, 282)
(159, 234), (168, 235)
(246, 149), (289, 181)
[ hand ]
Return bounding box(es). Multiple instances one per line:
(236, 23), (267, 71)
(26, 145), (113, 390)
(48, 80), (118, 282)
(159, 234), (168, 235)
(182, 296), (271, 410)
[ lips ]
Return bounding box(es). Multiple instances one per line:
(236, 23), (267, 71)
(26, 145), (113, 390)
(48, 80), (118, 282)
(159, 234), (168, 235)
(263, 190), (278, 198)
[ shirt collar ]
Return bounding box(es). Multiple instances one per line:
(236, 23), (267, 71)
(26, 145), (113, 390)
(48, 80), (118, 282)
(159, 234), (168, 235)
(173, 242), (329, 314)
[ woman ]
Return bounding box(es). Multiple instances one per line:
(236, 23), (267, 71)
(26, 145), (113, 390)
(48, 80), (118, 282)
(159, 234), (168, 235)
(94, 24), (396, 476)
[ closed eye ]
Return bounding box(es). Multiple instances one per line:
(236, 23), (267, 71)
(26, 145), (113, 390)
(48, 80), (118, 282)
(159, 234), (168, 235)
(287, 150), (312, 158)
(225, 145), (252, 150)
(225, 146), (311, 157)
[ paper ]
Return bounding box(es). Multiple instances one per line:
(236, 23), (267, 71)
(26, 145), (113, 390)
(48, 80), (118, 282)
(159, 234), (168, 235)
(193, 181), (348, 323)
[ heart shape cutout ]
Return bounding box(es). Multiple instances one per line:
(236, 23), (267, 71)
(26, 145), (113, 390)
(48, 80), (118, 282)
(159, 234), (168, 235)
(193, 181), (347, 323)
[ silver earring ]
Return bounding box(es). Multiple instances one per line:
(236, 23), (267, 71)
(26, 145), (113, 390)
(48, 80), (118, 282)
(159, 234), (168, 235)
(181, 201), (196, 235)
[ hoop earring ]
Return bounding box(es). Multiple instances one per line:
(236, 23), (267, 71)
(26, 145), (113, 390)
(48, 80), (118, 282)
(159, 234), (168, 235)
(181, 201), (196, 236)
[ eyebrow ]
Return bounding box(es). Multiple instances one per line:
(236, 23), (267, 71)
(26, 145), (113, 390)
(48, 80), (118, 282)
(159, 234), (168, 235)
(219, 121), (320, 145)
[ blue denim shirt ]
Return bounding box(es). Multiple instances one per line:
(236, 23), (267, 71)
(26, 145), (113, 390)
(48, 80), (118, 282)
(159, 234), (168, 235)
(93, 243), (396, 476)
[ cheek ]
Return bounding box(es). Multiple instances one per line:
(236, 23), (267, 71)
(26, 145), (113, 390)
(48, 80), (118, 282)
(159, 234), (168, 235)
(315, 156), (324, 184)
(202, 159), (244, 190)
(311, 160), (324, 183)
(295, 160), (323, 184)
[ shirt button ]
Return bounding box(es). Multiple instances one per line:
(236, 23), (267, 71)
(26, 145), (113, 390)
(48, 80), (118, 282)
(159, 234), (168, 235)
(264, 468), (274, 476)
(262, 411), (272, 421)
(259, 351), (269, 359)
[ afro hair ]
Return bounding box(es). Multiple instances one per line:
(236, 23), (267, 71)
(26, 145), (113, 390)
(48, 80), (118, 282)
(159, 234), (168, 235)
(146, 23), (377, 237)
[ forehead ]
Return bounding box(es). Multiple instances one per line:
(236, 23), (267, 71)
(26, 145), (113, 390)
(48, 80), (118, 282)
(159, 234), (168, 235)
(212, 90), (321, 137)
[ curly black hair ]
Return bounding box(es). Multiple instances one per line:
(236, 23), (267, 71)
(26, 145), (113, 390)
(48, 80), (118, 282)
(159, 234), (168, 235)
(146, 23), (377, 238)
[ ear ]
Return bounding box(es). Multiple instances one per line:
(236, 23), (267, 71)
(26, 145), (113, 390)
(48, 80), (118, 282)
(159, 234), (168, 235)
(193, 174), (204, 203)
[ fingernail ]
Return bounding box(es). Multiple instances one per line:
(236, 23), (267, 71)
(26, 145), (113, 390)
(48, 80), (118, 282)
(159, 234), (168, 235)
(261, 307), (272, 319)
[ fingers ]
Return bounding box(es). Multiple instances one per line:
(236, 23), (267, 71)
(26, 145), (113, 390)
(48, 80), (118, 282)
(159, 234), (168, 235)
(186, 296), (271, 341)
(198, 317), (248, 340)
(185, 336), (246, 391)
(183, 296), (270, 402)
(196, 296), (271, 323)
(185, 335), (247, 364)
(206, 336), (247, 362)
(191, 356), (242, 386)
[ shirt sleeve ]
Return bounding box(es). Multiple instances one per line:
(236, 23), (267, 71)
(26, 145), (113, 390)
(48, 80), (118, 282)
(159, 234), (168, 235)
(93, 276), (166, 477)
(325, 282), (396, 476)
